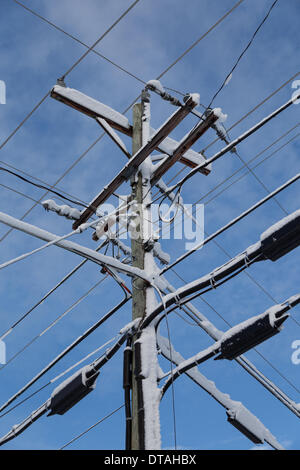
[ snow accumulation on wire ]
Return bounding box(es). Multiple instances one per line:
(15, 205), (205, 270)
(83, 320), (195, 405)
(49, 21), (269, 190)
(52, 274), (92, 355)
(157, 334), (282, 449)
(42, 199), (81, 220)
(260, 209), (300, 241)
(146, 79), (165, 95)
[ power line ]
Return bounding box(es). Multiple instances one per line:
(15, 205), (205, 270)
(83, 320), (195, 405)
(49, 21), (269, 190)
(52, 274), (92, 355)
(207, 0), (280, 108)
(60, 404), (125, 449)
(157, 90), (300, 206)
(60, 0), (141, 80)
(155, 0), (245, 80)
(13, 0), (146, 86)
(0, 334), (119, 419)
(0, 0), (248, 249)
(171, 268), (300, 394)
(0, 159), (92, 207)
(0, 276), (108, 371)
(153, 122), (300, 237)
(202, 70), (300, 154)
(0, 0), (141, 154)
(161, 172), (300, 274)
(0, 296), (130, 414)
(0, 240), (108, 341)
(161, 70), (300, 190)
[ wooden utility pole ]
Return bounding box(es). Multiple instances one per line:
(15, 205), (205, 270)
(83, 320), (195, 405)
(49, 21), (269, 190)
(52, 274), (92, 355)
(130, 96), (161, 450)
(131, 102), (145, 450)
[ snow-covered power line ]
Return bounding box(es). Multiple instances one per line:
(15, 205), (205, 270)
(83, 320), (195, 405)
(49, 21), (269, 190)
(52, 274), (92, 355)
(160, 277), (300, 415)
(144, 209), (300, 328)
(159, 91), (300, 199)
(161, 173), (300, 275)
(0, 297), (131, 415)
(157, 334), (284, 449)
(0, 320), (139, 447)
(160, 306), (290, 401)
(0, 334), (120, 420)
(0, 211), (154, 283)
(0, 240), (108, 342)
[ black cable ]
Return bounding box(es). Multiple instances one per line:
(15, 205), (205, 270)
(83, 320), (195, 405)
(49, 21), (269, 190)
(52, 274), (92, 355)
(60, 404), (125, 449)
(0, 166), (88, 209)
(172, 266), (300, 393)
(123, 338), (132, 450)
(0, 297), (130, 414)
(161, 172), (300, 275)
(207, 0), (280, 108)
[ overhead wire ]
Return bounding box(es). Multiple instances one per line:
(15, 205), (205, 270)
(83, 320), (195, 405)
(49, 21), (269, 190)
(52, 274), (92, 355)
(155, 70), (300, 191)
(160, 172), (300, 275)
(13, 0), (147, 86)
(154, 122), (300, 238)
(207, 0), (280, 109)
(0, 0), (141, 153)
(0, 275), (108, 372)
(2, 0), (300, 448)
(0, 0), (247, 246)
(171, 268), (300, 394)
(59, 404), (125, 449)
(0, 295), (131, 414)
(0, 240), (108, 341)
(0, 333), (119, 419)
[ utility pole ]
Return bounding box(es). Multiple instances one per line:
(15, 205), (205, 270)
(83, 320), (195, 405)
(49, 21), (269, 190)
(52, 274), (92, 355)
(47, 81), (224, 450)
(1, 81), (299, 451)
(130, 92), (161, 449)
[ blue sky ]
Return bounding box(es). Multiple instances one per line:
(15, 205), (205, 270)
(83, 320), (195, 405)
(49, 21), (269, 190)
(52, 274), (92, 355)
(0, 0), (299, 450)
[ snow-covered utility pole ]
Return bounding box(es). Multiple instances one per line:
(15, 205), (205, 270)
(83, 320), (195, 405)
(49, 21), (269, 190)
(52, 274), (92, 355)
(1, 72), (299, 450)
(130, 92), (161, 449)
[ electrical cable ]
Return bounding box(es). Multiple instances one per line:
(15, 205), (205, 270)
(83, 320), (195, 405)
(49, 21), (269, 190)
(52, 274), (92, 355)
(0, 296), (130, 414)
(0, 0), (247, 247)
(171, 268), (300, 394)
(59, 0), (141, 81)
(0, 327), (134, 446)
(12, 0), (146, 86)
(154, 91), (300, 202)
(0, 166), (88, 208)
(161, 172), (300, 275)
(59, 404), (125, 449)
(0, 159), (92, 208)
(207, 0), (280, 109)
(0, 240), (108, 341)
(156, 71), (300, 191)
(154, 122), (300, 239)
(0, 0), (141, 155)
(0, 276), (108, 372)
(155, 0), (245, 80)
(0, 334), (118, 419)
